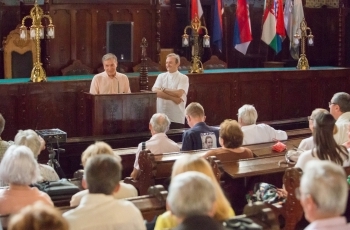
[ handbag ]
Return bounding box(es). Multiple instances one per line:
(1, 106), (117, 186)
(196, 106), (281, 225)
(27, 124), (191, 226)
(284, 148), (304, 165)
(42, 179), (80, 196)
(271, 141), (286, 153)
(223, 217), (262, 230)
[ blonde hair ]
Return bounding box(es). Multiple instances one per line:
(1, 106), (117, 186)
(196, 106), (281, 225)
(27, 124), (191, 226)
(310, 108), (328, 119)
(8, 201), (68, 230)
(81, 141), (121, 167)
(219, 119), (243, 148)
(185, 102), (205, 118)
(171, 154), (233, 220)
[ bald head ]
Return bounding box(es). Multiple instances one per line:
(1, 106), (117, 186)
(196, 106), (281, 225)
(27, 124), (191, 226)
(150, 113), (170, 133)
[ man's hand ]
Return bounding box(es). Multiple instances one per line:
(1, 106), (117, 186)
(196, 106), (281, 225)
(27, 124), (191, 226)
(172, 97), (183, 105)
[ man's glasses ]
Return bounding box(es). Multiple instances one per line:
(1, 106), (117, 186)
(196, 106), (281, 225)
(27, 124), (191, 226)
(329, 102), (337, 106)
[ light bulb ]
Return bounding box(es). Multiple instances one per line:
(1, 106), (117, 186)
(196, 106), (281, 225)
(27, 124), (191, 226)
(183, 38), (188, 46)
(205, 39), (209, 46)
(20, 30), (26, 39)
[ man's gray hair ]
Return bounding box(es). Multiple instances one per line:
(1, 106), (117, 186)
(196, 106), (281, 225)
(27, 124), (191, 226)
(102, 53), (118, 63)
(331, 92), (350, 113)
(0, 114), (5, 135)
(166, 53), (180, 64)
(167, 171), (216, 218)
(85, 154), (121, 195)
(300, 160), (348, 215)
(14, 129), (42, 158)
(0, 145), (40, 185)
(150, 113), (170, 133)
(238, 104), (258, 125)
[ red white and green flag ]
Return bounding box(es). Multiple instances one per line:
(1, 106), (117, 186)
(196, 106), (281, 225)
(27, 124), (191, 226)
(261, 0), (286, 53)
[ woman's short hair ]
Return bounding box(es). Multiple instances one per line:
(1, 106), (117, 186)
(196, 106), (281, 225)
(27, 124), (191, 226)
(167, 171), (216, 218)
(301, 161), (348, 216)
(14, 129), (42, 158)
(8, 201), (69, 230)
(171, 154), (233, 220)
(237, 104), (258, 126)
(81, 141), (121, 167)
(219, 119), (243, 148)
(0, 145), (40, 185)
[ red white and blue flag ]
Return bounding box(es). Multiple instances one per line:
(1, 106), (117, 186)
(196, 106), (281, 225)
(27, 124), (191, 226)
(261, 0), (286, 53)
(233, 0), (252, 55)
(191, 0), (203, 20)
(212, 0), (224, 52)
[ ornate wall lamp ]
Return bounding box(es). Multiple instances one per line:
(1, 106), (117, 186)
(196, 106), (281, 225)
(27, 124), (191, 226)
(294, 18), (314, 70)
(182, 14), (210, 73)
(19, 0), (55, 82)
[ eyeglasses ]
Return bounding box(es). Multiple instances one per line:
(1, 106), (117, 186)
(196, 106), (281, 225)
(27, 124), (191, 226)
(307, 116), (313, 121)
(328, 102), (337, 106)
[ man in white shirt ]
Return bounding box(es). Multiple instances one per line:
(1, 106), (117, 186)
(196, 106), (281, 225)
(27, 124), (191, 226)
(329, 92), (350, 145)
(152, 53), (189, 129)
(89, 53), (131, 94)
(238, 104), (287, 145)
(130, 113), (180, 179)
(298, 161), (350, 230)
(63, 155), (145, 230)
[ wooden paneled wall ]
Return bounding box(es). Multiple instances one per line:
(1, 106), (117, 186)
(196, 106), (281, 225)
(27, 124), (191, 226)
(1, 68), (349, 141)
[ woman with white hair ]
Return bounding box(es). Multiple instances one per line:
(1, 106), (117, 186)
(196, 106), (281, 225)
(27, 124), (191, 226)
(237, 104), (288, 145)
(14, 129), (59, 182)
(0, 145), (53, 215)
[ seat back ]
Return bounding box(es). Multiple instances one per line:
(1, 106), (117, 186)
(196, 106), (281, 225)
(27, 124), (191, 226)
(3, 25), (36, 79)
(203, 55), (227, 69)
(133, 57), (161, 72)
(61, 60), (93, 76)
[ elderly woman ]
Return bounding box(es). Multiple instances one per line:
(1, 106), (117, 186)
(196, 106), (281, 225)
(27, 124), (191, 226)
(295, 112), (350, 170)
(298, 108), (328, 151)
(14, 129), (59, 182)
(0, 145), (53, 215)
(238, 104), (287, 145)
(154, 154), (234, 230)
(70, 141), (137, 207)
(203, 119), (253, 161)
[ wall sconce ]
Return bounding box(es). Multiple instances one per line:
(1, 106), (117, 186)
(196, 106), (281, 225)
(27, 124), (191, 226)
(182, 14), (210, 73)
(19, 0), (55, 82)
(294, 18), (314, 70)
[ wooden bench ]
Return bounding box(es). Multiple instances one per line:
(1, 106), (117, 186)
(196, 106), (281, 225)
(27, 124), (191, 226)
(123, 135), (306, 195)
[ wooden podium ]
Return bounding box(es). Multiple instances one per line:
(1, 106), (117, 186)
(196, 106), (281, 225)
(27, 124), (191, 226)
(85, 92), (157, 135)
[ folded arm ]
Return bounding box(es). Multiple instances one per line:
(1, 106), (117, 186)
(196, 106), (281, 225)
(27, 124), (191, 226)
(153, 87), (183, 104)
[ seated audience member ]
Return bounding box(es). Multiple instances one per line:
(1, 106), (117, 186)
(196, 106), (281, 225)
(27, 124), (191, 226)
(154, 155), (234, 230)
(130, 113), (179, 179)
(70, 141), (137, 207)
(0, 145), (53, 215)
(14, 129), (59, 182)
(297, 161), (350, 229)
(298, 108), (328, 151)
(0, 113), (13, 161)
(329, 92), (350, 144)
(295, 112), (350, 170)
(8, 201), (69, 230)
(181, 102), (220, 151)
(63, 155), (146, 230)
(238, 105), (287, 145)
(166, 171), (224, 230)
(203, 119), (253, 161)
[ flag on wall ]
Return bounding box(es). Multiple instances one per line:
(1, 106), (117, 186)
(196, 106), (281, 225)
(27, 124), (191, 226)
(212, 0), (224, 52)
(261, 0), (286, 53)
(191, 0), (203, 20)
(284, 0), (304, 59)
(233, 0), (252, 55)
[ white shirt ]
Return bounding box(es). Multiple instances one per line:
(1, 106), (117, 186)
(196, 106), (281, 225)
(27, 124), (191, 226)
(152, 71), (189, 124)
(63, 193), (145, 230)
(305, 216), (350, 230)
(241, 124), (288, 145)
(295, 148), (350, 171)
(70, 182), (138, 207)
(89, 71), (131, 94)
(298, 136), (314, 151)
(134, 133), (180, 170)
(334, 112), (350, 145)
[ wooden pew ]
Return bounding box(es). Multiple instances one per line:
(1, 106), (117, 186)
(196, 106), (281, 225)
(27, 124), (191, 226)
(123, 135), (305, 195)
